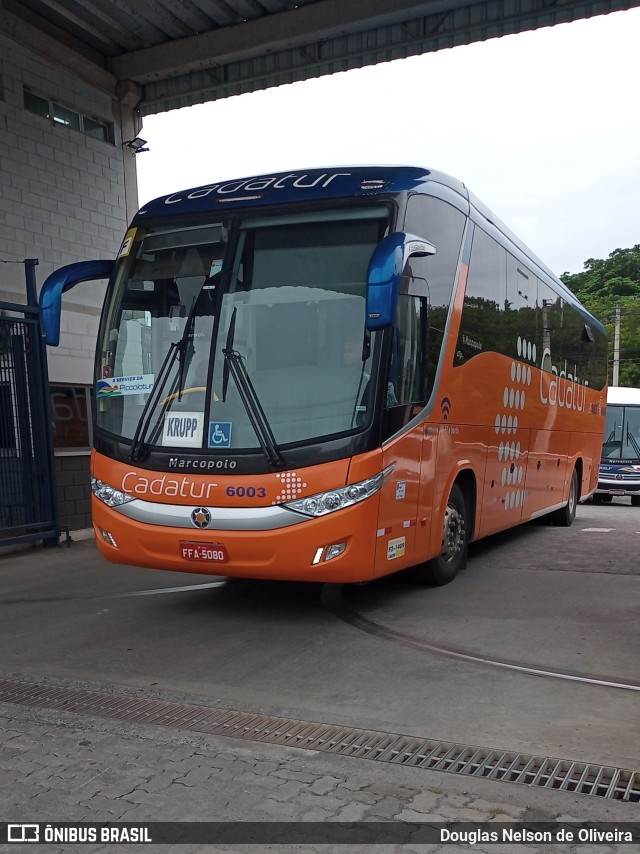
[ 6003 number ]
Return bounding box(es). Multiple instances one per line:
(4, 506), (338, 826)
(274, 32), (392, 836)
(226, 485), (266, 498)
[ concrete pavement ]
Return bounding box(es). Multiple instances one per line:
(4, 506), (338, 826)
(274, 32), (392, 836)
(1, 501), (639, 852)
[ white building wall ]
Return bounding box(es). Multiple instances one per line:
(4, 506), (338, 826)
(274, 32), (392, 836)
(0, 33), (130, 384)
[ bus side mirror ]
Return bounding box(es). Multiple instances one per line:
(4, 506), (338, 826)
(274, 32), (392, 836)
(39, 260), (114, 346)
(365, 232), (436, 330)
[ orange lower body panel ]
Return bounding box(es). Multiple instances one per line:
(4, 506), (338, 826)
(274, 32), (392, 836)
(92, 496), (379, 583)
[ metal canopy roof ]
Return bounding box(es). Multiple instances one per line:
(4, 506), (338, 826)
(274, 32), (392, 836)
(7, 0), (640, 116)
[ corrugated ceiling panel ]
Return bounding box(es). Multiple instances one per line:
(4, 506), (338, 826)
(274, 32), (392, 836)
(11, 0), (640, 114)
(139, 0), (636, 114)
(16, 0), (301, 54)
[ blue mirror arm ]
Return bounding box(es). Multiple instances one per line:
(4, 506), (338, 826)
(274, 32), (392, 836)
(39, 260), (115, 345)
(365, 232), (436, 330)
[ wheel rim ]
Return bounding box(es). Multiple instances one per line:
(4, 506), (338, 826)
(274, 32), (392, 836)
(440, 502), (465, 562)
(568, 473), (577, 516)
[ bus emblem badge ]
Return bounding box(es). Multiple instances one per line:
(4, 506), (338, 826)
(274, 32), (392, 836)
(191, 507), (212, 528)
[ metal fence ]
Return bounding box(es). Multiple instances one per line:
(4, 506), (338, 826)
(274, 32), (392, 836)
(0, 267), (59, 547)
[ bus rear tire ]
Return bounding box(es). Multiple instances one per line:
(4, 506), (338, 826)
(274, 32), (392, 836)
(551, 467), (578, 527)
(410, 483), (468, 586)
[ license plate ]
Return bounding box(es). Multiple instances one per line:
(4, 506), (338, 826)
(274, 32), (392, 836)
(180, 541), (227, 562)
(608, 490), (625, 496)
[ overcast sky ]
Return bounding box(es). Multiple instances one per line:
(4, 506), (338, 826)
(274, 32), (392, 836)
(136, 7), (639, 278)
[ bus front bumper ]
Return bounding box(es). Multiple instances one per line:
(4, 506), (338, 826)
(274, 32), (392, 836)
(596, 479), (640, 497)
(92, 495), (378, 583)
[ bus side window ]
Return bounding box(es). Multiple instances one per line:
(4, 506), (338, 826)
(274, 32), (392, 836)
(506, 257), (537, 355)
(457, 227), (507, 364)
(382, 293), (428, 438)
(404, 194), (465, 381)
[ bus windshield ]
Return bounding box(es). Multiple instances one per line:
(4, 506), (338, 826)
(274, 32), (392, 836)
(602, 404), (640, 461)
(96, 207), (389, 453)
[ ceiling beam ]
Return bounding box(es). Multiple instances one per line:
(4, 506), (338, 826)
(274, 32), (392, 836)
(111, 0), (447, 83)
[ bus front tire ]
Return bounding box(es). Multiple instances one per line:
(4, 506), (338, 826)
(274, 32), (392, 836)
(551, 467), (578, 527)
(411, 483), (468, 586)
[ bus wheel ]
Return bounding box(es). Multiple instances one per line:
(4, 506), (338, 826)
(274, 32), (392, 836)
(411, 483), (468, 586)
(551, 467), (578, 527)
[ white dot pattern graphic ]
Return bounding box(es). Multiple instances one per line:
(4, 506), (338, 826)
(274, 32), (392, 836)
(272, 471), (308, 505)
(495, 340), (535, 512)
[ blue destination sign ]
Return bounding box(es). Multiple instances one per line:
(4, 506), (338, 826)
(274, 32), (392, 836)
(133, 166), (464, 219)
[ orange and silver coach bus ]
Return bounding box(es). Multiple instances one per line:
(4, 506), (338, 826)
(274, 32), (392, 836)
(40, 166), (607, 585)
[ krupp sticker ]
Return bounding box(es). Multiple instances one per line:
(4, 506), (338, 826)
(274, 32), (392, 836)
(163, 412), (204, 447)
(96, 374), (154, 398)
(387, 536), (406, 560)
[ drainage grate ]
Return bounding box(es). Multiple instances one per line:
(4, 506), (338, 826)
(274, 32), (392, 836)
(1, 678), (639, 802)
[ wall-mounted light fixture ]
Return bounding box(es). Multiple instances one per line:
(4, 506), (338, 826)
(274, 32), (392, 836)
(123, 136), (149, 153)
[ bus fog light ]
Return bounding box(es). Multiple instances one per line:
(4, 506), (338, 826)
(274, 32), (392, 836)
(325, 543), (346, 561)
(100, 529), (118, 548)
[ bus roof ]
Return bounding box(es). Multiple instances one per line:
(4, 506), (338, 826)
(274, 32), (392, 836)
(135, 166), (465, 220)
(607, 386), (640, 406)
(133, 164), (600, 330)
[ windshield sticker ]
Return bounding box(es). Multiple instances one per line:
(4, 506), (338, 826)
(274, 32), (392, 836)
(207, 259), (223, 281)
(209, 421), (232, 448)
(117, 228), (137, 258)
(96, 374), (154, 398)
(163, 412), (205, 447)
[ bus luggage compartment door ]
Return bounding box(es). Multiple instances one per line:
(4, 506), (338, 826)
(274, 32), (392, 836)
(523, 430), (570, 519)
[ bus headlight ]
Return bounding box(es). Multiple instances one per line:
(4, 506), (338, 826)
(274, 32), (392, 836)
(284, 465), (394, 517)
(91, 476), (135, 508)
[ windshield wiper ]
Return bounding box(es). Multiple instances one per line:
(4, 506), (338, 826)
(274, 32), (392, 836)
(626, 427), (640, 458)
(222, 307), (284, 468)
(129, 297), (198, 461)
(221, 305), (237, 404)
(177, 297), (197, 401)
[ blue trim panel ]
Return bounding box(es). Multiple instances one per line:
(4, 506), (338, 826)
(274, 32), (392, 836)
(599, 462), (640, 479)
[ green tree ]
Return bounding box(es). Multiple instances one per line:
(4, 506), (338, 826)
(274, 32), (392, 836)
(561, 245), (640, 387)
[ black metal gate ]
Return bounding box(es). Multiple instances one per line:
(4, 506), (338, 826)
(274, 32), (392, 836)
(0, 261), (59, 547)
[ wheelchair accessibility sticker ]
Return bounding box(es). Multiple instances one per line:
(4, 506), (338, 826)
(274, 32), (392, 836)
(209, 421), (232, 448)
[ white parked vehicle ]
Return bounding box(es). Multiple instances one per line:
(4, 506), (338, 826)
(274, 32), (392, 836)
(595, 386), (640, 505)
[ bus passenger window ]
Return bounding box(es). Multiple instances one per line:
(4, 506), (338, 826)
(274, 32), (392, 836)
(457, 227), (507, 363)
